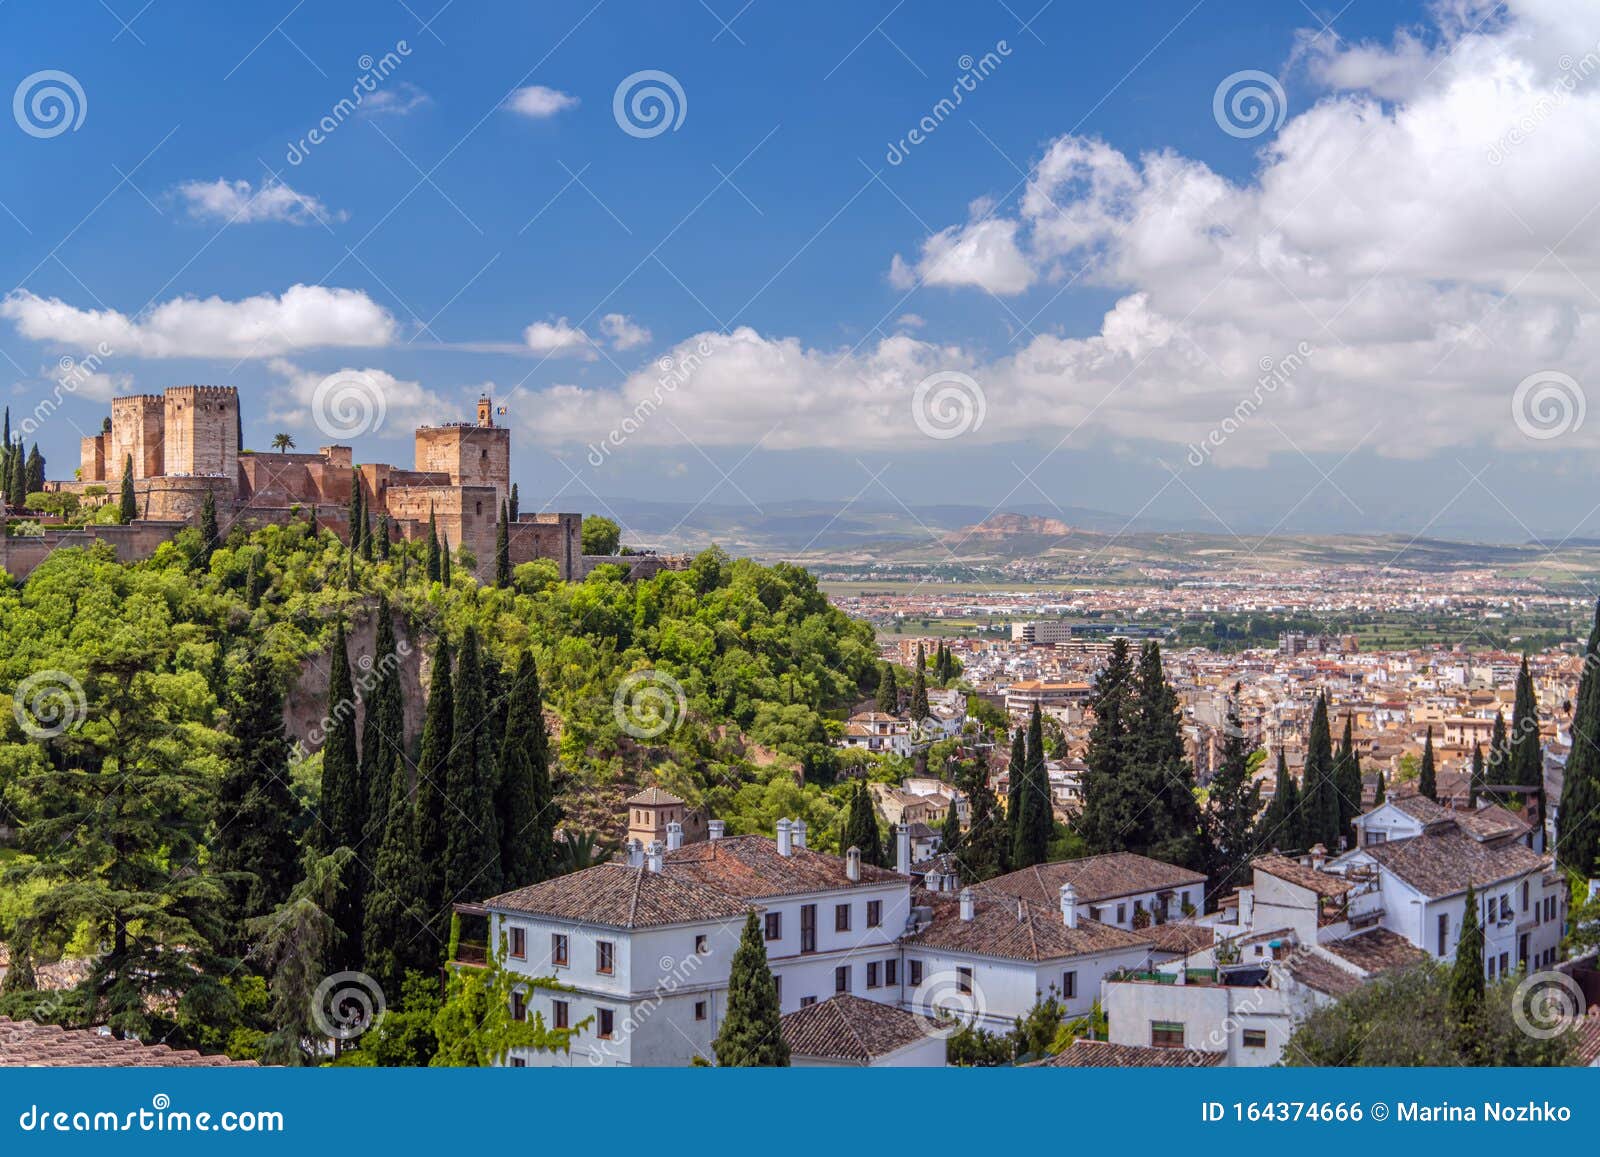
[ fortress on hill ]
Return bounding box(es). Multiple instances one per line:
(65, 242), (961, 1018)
(10, 385), (584, 581)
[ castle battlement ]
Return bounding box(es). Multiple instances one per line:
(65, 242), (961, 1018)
(164, 385), (240, 398)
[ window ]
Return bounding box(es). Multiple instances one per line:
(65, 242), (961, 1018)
(773, 976), (782, 1005)
(1437, 912), (1449, 956)
(510, 1057), (526, 1067)
(801, 904), (817, 954)
(1487, 955), (1497, 979)
(1116, 903), (1127, 924)
(867, 900), (882, 928)
(764, 912), (782, 941)
(596, 941), (615, 975)
(885, 959), (898, 986)
(695, 1000), (707, 1022)
(552, 1000), (569, 1030)
(867, 962), (880, 989)
(1499, 896), (1512, 922)
(835, 903), (851, 933)
(957, 967), (973, 995)
(1366, 831), (1387, 846)
(1242, 1029), (1268, 1049)
(909, 960), (923, 987)
(597, 1008), (614, 1039)
(511, 990), (527, 1022)
(552, 933), (569, 967)
(800, 995), (817, 1008)
(1062, 971), (1077, 1000)
(835, 965), (851, 994)
(1522, 881), (1530, 912)
(1151, 1020), (1186, 1049)
(1499, 952), (1509, 975)
(695, 934), (709, 956)
(509, 927), (526, 959)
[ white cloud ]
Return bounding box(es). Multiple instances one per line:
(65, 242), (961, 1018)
(506, 85), (579, 119)
(174, 179), (345, 225)
(523, 317), (596, 359)
(895, 313), (927, 329)
(265, 359), (450, 436)
(1, 285), (399, 359)
(889, 206), (1035, 295)
(361, 82), (431, 116)
(599, 313), (651, 350)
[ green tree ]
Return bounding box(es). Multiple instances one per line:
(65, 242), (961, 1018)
(712, 910), (790, 1067)
(1374, 770), (1386, 805)
(444, 626), (502, 904)
(1488, 710), (1509, 783)
(1011, 703), (1052, 869)
(875, 663), (899, 714)
(118, 456), (137, 522)
(346, 469), (364, 555)
(25, 442), (45, 493)
(508, 482), (519, 521)
(1126, 642), (1204, 869)
(495, 500), (511, 588)
(1449, 884), (1485, 1057)
(1077, 638), (1137, 856)
(197, 488), (220, 569)
(1205, 686), (1261, 897)
(365, 739), (433, 998)
(1469, 743), (1485, 809)
(270, 432), (295, 453)
(1334, 712), (1362, 847)
(1418, 726), (1437, 802)
(496, 652), (560, 889)
(581, 515), (621, 556)
(909, 663), (930, 723)
(360, 597), (406, 862)
(1558, 600), (1600, 876)
(841, 780), (885, 867)
(318, 619), (366, 972)
(951, 760), (1007, 882)
(425, 507), (441, 583)
(1260, 749), (1302, 852)
(431, 919), (588, 1066)
(1301, 693), (1341, 850)
(414, 637), (454, 934)
(245, 848), (353, 1065)
(8, 442), (26, 510)
(1005, 724), (1027, 861)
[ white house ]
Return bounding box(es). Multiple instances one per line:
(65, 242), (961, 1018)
(975, 852), (1209, 930)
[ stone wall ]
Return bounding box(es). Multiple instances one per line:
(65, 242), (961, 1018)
(109, 395), (164, 480)
(414, 424), (510, 505)
(162, 386), (239, 478)
(0, 520), (190, 579)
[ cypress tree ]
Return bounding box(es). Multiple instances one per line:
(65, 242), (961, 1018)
(875, 664), (899, 715)
(713, 910), (789, 1066)
(842, 781), (884, 867)
(347, 469), (363, 553)
(1011, 704), (1051, 869)
(360, 597), (406, 863)
(940, 784), (963, 851)
(1508, 657), (1543, 824)
(1469, 743), (1485, 810)
(359, 512), (374, 560)
(244, 553), (261, 610)
(8, 442), (25, 508)
(25, 442), (44, 492)
(1373, 770), (1386, 806)
(414, 637), (453, 933)
(910, 664), (930, 723)
(444, 627), (502, 903)
(318, 620), (366, 971)
(953, 760), (1007, 883)
(916, 641), (926, 671)
(364, 745), (430, 996)
(1261, 749), (1302, 852)
(1449, 883), (1485, 1055)
(374, 513), (390, 560)
(495, 500), (511, 587)
(1302, 693), (1340, 851)
(1127, 642), (1204, 869)
(2, 406), (8, 448)
(1078, 638), (1138, 856)
(425, 507), (441, 582)
(496, 653), (559, 888)
(1205, 686), (1261, 896)
(1557, 600), (1600, 875)
(1334, 713), (1362, 846)
(440, 534), (452, 586)
(197, 488), (220, 569)
(1418, 726), (1437, 802)
(212, 645), (301, 952)
(119, 456), (137, 522)
(1487, 710), (1509, 786)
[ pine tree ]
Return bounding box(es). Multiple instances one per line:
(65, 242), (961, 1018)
(495, 499), (511, 587)
(712, 911), (790, 1067)
(318, 620), (366, 971)
(444, 627), (502, 903)
(1418, 726), (1437, 802)
(1449, 883), (1485, 1055)
(118, 456), (137, 522)
(496, 653), (559, 888)
(415, 637), (454, 938)
(197, 488), (220, 569)
(212, 645), (301, 952)
(1078, 638), (1138, 856)
(1557, 600), (1600, 875)
(1205, 686), (1261, 897)
(909, 663), (930, 723)
(425, 507), (441, 582)
(875, 664), (899, 715)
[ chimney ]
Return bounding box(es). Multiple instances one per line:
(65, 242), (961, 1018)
(646, 840), (664, 873)
(846, 847), (861, 882)
(959, 887), (975, 922)
(792, 819), (808, 850)
(1060, 882), (1079, 929)
(626, 839), (643, 868)
(666, 821), (684, 852)
(708, 819), (725, 841)
(1311, 843), (1327, 871)
(776, 818), (793, 857)
(896, 823), (911, 876)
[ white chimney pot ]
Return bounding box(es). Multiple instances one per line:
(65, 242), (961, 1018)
(1060, 882), (1079, 929)
(708, 819), (725, 841)
(959, 887), (975, 922)
(846, 847), (861, 882)
(666, 820), (684, 852)
(792, 819), (808, 850)
(895, 823), (911, 876)
(646, 840), (664, 873)
(776, 818), (793, 857)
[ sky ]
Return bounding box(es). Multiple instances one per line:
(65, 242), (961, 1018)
(4, 0), (1600, 541)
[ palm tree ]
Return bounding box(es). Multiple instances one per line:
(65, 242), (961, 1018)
(558, 830), (614, 873)
(271, 432), (296, 454)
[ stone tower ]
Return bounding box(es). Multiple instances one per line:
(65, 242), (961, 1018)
(162, 386), (239, 478)
(109, 396), (165, 480)
(413, 394), (510, 505)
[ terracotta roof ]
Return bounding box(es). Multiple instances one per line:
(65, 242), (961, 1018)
(484, 862), (749, 928)
(1251, 855), (1357, 897)
(1030, 1039), (1224, 1068)
(1572, 1012), (1600, 1066)
(1364, 827), (1550, 900)
(1284, 954), (1363, 997)
(661, 835), (902, 900)
(977, 852), (1206, 907)
(779, 995), (940, 1063)
(624, 786), (684, 806)
(1131, 922), (1215, 956)
(1452, 806), (1532, 843)
(0, 1018), (256, 1067)
(904, 893), (1147, 962)
(1321, 928), (1430, 973)
(1385, 793), (1456, 827)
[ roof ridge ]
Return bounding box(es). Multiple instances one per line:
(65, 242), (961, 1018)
(628, 863), (644, 925)
(835, 999), (871, 1057)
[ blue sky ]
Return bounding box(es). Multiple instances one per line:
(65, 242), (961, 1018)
(6, 0), (1600, 541)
